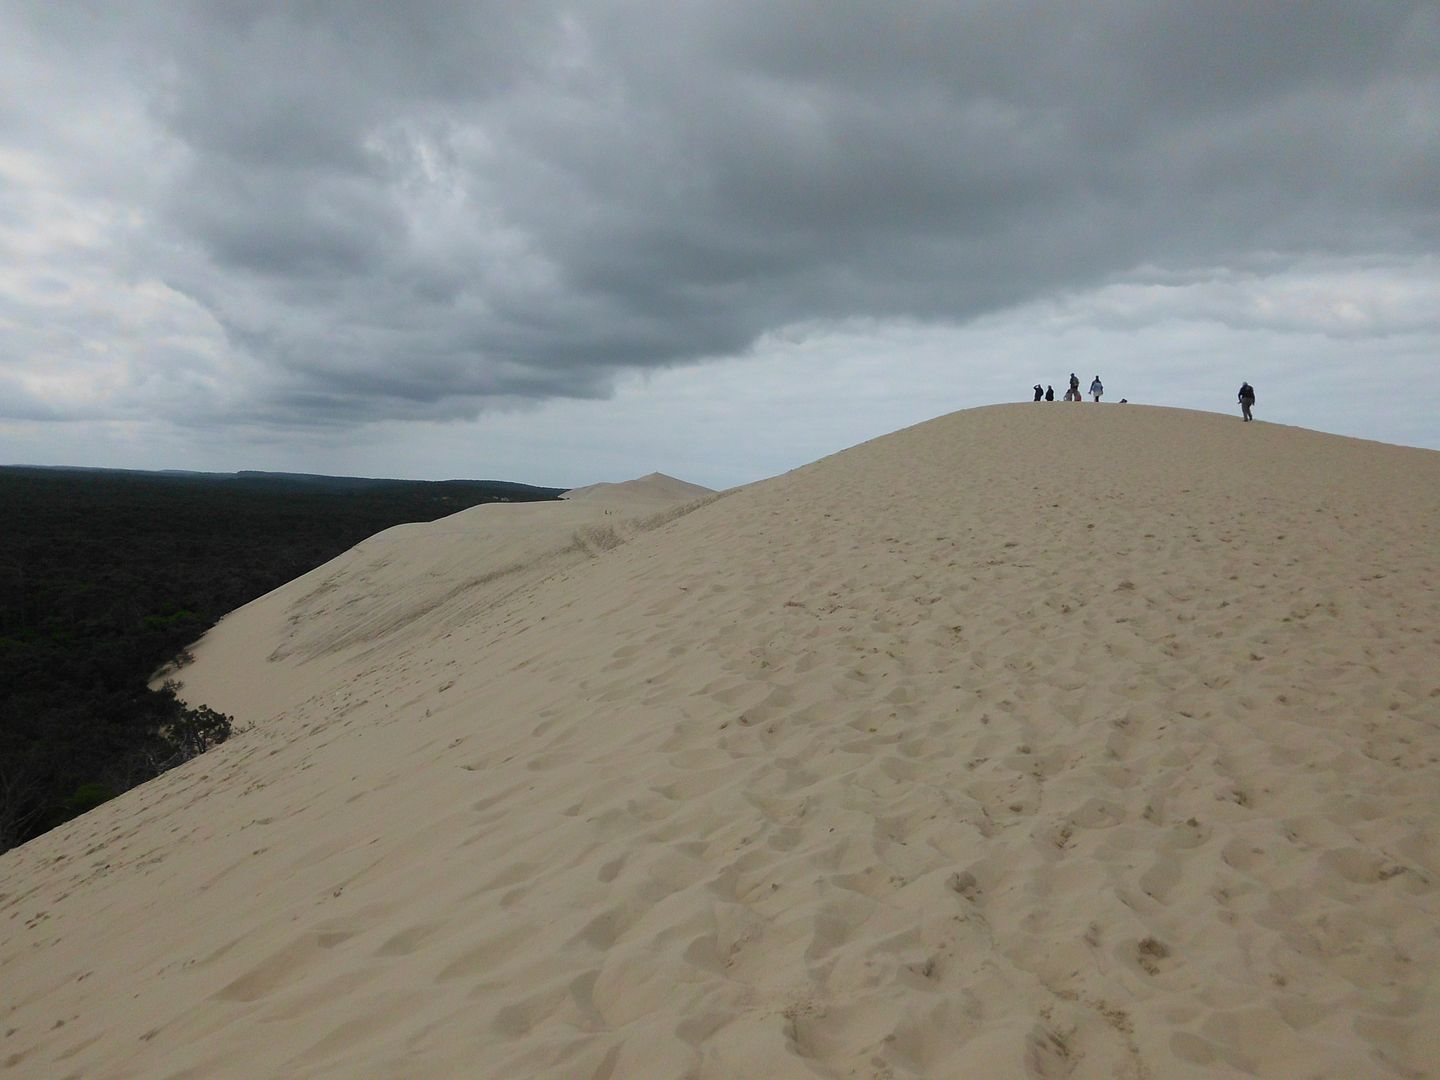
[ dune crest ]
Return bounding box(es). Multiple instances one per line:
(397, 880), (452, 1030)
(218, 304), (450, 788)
(3, 405), (1438, 1079)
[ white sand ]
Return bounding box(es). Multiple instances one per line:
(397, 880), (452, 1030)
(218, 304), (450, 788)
(3, 405), (1438, 1079)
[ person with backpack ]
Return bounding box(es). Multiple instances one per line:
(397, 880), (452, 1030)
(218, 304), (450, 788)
(1089, 375), (1103, 402)
(1238, 382), (1256, 421)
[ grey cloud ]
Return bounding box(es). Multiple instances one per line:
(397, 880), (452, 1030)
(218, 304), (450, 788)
(167, 162), (407, 278)
(0, 374), (58, 421)
(7, 1), (1438, 428)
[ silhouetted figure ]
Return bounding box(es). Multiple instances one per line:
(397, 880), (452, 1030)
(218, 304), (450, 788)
(1090, 376), (1103, 402)
(1045, 385), (1054, 401)
(1033, 384), (1044, 401)
(1068, 373), (1080, 398)
(1238, 382), (1256, 421)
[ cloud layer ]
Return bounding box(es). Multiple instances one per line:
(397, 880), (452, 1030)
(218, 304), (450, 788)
(3, 1), (1438, 449)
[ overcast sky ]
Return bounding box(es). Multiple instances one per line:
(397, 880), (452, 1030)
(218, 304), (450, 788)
(2, 2), (1437, 490)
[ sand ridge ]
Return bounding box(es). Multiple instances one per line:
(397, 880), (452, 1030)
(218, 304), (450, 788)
(2, 404), (1438, 1078)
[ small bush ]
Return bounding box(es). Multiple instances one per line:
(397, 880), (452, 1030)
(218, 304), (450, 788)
(166, 702), (233, 761)
(154, 680), (233, 767)
(65, 782), (119, 815)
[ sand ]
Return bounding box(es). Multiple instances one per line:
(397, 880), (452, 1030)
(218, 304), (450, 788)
(2, 405), (1438, 1079)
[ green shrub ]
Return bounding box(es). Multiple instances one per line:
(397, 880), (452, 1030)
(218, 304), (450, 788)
(64, 782), (118, 815)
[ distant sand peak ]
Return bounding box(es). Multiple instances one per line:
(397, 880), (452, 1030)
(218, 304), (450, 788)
(561, 471), (715, 503)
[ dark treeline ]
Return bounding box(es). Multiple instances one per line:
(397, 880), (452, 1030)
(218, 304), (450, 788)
(0, 466), (565, 852)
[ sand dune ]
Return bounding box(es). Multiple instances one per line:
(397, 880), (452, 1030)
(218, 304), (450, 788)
(3, 405), (1438, 1079)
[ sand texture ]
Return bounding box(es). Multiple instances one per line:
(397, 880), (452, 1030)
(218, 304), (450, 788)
(3, 406), (1438, 1079)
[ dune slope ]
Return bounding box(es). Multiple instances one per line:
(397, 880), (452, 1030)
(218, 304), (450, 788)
(2, 405), (1438, 1079)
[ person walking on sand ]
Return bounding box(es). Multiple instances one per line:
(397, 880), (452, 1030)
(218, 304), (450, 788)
(1068, 373), (1080, 401)
(1238, 381), (1256, 421)
(1089, 375), (1103, 402)
(1033, 384), (1044, 401)
(1045, 385), (1054, 401)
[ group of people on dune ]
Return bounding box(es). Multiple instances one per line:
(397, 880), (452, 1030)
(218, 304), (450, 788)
(1029, 377), (1258, 421)
(1032, 373), (1105, 403)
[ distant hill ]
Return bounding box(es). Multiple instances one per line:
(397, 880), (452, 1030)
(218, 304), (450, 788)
(236, 471), (566, 498)
(6, 464), (566, 500)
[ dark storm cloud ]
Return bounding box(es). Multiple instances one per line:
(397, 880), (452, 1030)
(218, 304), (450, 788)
(9, 0), (1438, 425)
